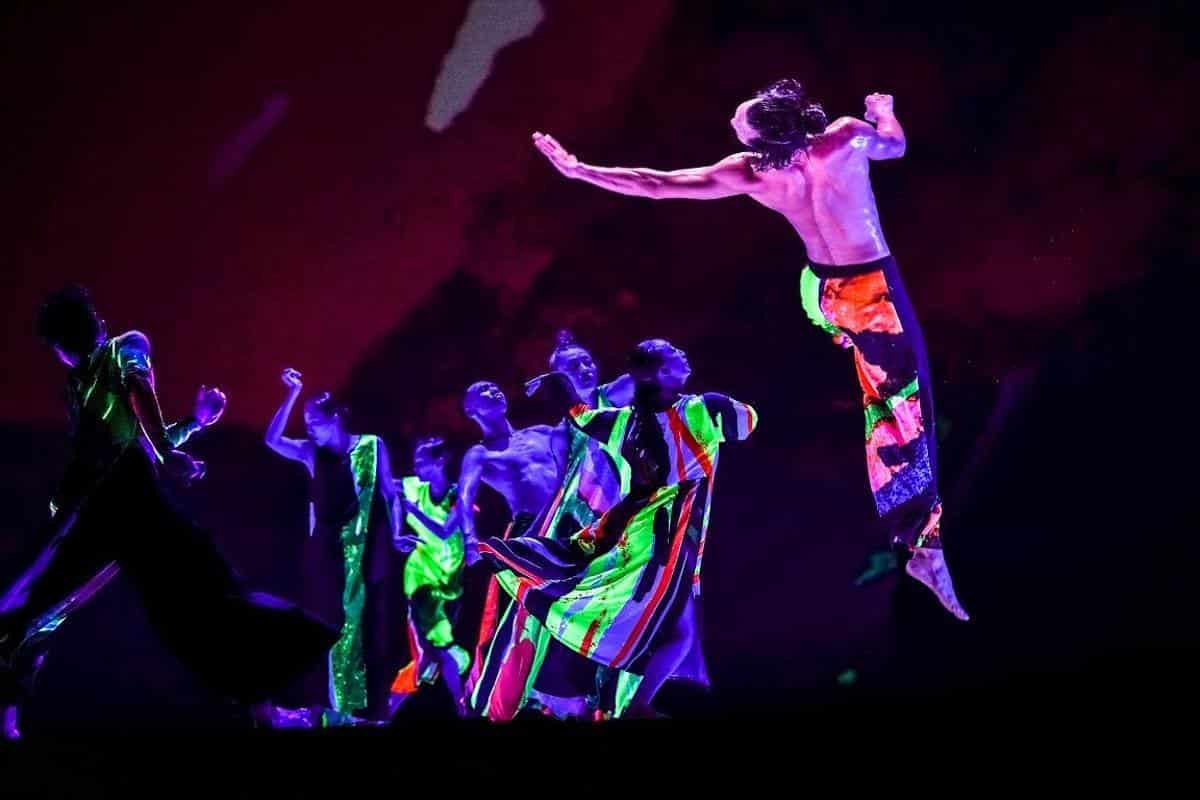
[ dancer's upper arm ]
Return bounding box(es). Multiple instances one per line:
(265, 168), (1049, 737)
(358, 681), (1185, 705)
(640, 152), (763, 199)
(702, 393), (759, 442)
(845, 117), (905, 161)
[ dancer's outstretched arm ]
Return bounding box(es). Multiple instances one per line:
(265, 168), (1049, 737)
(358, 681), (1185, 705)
(600, 373), (635, 406)
(533, 132), (762, 200)
(265, 367), (315, 471)
(701, 393), (760, 442)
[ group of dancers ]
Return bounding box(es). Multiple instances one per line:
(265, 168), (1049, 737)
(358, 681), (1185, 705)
(0, 78), (967, 739)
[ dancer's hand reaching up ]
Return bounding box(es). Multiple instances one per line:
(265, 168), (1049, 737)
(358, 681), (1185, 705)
(281, 368), (303, 392)
(533, 132), (579, 178)
(526, 371), (581, 415)
(864, 93), (894, 123)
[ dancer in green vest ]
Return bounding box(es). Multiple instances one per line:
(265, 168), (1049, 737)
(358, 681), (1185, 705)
(387, 436), (471, 717)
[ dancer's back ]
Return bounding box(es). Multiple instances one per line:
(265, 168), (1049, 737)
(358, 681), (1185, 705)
(747, 116), (893, 265)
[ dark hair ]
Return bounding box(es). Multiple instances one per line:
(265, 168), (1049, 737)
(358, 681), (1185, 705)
(746, 79), (828, 170)
(628, 338), (677, 382)
(549, 329), (590, 369)
(36, 284), (103, 356)
(305, 391), (350, 425)
(414, 435), (448, 460)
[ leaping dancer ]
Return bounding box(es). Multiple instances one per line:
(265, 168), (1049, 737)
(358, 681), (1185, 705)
(530, 79), (967, 620)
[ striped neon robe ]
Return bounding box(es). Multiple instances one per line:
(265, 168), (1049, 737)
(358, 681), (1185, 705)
(479, 392), (757, 675)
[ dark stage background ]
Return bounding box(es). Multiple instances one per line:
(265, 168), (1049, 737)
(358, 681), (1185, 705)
(1, 0), (1195, 733)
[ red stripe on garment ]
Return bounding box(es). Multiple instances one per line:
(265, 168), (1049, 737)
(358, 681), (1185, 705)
(611, 490), (696, 668)
(477, 540), (546, 589)
(668, 407), (714, 479)
(534, 488), (564, 538)
(579, 611), (606, 659)
(470, 576), (502, 689)
(390, 615), (425, 695)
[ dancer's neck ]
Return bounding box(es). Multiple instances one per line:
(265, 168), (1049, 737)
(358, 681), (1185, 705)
(477, 415), (514, 447)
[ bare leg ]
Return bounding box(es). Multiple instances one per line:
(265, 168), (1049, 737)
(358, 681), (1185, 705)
(623, 597), (697, 718)
(3, 704), (19, 741)
(435, 648), (469, 718)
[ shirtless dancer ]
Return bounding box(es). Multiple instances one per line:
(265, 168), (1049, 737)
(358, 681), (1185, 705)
(449, 381), (570, 718)
(531, 79), (967, 619)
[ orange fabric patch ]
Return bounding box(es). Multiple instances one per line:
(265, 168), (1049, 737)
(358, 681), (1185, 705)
(821, 272), (904, 335)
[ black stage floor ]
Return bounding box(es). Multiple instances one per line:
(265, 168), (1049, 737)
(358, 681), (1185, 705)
(3, 652), (1195, 797)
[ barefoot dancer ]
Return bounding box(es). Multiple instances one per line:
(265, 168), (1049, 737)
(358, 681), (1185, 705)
(448, 381), (570, 720)
(531, 80), (967, 619)
(265, 369), (404, 725)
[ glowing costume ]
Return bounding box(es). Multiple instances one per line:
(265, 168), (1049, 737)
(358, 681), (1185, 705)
(308, 434), (400, 722)
(477, 392), (757, 713)
(799, 256), (943, 549)
(0, 332), (335, 711)
(389, 477), (470, 697)
(465, 390), (633, 720)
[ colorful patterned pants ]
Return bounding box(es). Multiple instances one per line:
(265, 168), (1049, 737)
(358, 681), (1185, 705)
(800, 255), (943, 549)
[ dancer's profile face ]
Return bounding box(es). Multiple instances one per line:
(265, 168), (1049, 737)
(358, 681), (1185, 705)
(552, 346), (598, 397)
(731, 99), (758, 147)
(465, 382), (507, 418)
(657, 347), (692, 392)
(413, 444), (446, 482)
(304, 407), (340, 446)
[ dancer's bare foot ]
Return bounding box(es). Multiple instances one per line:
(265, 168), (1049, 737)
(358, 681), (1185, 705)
(454, 696), (471, 719)
(3, 704), (20, 741)
(268, 705), (318, 729)
(905, 548), (970, 620)
(386, 692), (407, 719)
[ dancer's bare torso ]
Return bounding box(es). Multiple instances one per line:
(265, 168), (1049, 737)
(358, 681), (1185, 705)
(744, 117), (891, 265)
(471, 424), (568, 517)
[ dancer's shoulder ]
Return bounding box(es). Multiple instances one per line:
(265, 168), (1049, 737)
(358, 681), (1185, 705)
(110, 330), (153, 376)
(111, 329), (151, 352)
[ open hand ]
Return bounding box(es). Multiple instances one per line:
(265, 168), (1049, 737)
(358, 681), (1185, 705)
(524, 372), (555, 397)
(526, 371), (579, 404)
(532, 132), (579, 177)
(194, 385), (227, 427)
(163, 449), (205, 483)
